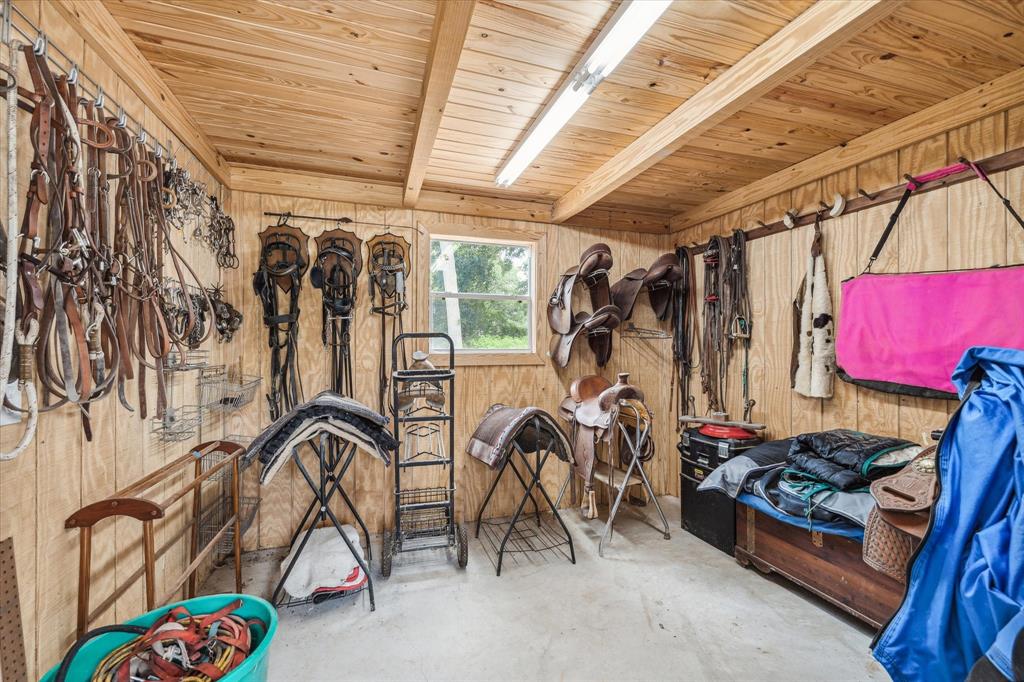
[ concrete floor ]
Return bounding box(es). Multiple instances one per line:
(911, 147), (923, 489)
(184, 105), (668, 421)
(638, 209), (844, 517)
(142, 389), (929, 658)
(203, 497), (888, 681)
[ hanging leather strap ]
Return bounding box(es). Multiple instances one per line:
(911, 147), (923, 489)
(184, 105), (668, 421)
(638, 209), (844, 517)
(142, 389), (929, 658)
(865, 159), (1024, 272)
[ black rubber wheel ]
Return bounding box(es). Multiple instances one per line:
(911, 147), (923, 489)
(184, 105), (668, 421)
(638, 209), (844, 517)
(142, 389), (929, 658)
(456, 524), (469, 569)
(380, 530), (393, 578)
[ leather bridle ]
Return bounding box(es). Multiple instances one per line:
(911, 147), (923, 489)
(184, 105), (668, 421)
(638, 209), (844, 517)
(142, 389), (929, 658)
(367, 234), (410, 414)
(311, 230), (361, 397)
(253, 229), (307, 421)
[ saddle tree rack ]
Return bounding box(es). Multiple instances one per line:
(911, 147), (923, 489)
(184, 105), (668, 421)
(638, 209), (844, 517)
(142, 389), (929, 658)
(685, 146), (1024, 252)
(65, 440), (245, 637)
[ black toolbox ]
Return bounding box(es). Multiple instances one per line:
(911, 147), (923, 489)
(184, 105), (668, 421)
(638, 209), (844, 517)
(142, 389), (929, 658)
(678, 427), (762, 555)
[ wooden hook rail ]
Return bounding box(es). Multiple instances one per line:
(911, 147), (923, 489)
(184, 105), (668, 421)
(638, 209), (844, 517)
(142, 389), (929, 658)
(685, 146), (1024, 253)
(65, 440), (246, 637)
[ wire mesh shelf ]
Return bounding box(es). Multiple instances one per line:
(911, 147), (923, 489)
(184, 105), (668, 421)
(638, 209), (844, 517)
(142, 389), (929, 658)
(275, 581), (369, 609)
(164, 349), (210, 372)
(397, 487), (453, 543)
(478, 513), (574, 572)
(151, 406), (203, 442)
(198, 365), (227, 409)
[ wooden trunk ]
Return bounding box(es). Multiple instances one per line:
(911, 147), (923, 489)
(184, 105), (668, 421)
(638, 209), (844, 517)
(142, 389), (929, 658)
(734, 502), (904, 629)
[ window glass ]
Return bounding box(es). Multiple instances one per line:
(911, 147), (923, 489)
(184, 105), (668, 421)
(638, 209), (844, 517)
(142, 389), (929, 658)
(429, 238), (533, 352)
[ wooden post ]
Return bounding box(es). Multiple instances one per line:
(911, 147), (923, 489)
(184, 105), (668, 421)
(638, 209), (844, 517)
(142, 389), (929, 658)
(76, 525), (92, 637)
(188, 456), (202, 599)
(142, 520), (156, 610)
(232, 457), (242, 593)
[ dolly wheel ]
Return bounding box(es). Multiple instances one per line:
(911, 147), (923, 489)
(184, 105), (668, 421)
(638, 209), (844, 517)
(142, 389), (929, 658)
(456, 524), (469, 569)
(380, 530), (393, 578)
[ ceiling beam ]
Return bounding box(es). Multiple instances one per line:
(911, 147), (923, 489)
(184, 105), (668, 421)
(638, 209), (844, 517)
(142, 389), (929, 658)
(51, 0), (230, 185)
(230, 165), (671, 232)
(551, 0), (903, 223)
(403, 0), (476, 208)
(671, 66), (1024, 232)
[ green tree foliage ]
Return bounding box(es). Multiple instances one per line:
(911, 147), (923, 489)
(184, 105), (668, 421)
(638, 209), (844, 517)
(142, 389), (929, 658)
(430, 240), (530, 349)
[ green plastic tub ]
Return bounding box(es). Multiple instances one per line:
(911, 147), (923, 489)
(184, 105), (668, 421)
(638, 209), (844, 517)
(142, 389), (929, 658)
(40, 594), (278, 682)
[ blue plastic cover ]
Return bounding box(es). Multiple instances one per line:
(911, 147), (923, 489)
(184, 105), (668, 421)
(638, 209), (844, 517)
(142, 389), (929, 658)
(737, 492), (865, 540)
(874, 346), (1024, 681)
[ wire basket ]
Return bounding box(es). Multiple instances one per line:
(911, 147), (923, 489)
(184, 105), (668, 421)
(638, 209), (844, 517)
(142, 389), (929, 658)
(198, 365), (227, 409)
(197, 493), (260, 557)
(152, 406), (203, 442)
(164, 349), (210, 372)
(197, 369), (261, 413)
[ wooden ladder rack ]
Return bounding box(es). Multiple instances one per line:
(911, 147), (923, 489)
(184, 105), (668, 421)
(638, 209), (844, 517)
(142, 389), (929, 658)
(65, 440), (245, 637)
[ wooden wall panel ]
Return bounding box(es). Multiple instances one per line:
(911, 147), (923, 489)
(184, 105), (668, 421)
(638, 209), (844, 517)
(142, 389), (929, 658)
(675, 106), (1024, 445)
(231, 195), (681, 548)
(0, 4), (230, 677)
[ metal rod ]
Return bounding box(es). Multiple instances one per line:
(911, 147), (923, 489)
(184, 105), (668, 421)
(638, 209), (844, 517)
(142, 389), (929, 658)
(264, 211), (395, 230)
(4, 2), (188, 169)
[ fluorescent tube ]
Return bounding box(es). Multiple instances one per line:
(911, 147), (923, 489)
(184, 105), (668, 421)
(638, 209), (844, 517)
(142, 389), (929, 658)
(495, 0), (672, 188)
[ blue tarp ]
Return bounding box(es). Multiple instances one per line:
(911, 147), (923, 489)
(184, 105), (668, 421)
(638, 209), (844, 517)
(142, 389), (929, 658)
(874, 347), (1024, 681)
(736, 492), (864, 541)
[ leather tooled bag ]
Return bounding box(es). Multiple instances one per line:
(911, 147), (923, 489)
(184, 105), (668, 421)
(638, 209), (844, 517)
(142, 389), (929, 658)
(863, 445), (938, 583)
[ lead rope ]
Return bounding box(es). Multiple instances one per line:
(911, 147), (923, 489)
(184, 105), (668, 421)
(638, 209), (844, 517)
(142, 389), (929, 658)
(0, 44), (37, 461)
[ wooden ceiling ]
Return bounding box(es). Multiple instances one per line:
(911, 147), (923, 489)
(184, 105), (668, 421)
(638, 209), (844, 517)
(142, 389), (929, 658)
(103, 0), (1024, 222)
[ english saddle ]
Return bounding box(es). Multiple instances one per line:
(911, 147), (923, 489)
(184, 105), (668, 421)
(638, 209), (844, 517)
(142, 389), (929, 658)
(547, 244), (621, 367)
(558, 373), (646, 518)
(610, 252), (684, 322)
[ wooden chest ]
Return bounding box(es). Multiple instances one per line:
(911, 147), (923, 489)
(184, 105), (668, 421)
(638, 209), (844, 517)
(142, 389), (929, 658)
(734, 502), (904, 629)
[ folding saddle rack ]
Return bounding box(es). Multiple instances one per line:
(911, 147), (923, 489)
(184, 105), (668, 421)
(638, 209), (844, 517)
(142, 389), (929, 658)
(251, 392), (397, 611)
(381, 333), (468, 576)
(467, 405), (576, 576)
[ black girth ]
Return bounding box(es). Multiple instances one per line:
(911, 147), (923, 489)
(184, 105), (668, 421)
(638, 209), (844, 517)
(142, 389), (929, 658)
(253, 232), (307, 421)
(311, 231), (361, 397)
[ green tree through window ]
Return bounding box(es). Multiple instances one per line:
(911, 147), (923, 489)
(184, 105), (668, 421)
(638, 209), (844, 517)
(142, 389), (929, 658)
(429, 238), (532, 351)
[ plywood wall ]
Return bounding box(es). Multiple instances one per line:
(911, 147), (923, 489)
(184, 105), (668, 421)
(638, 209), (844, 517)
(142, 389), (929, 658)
(224, 192), (679, 551)
(0, 2), (232, 677)
(675, 105), (1024, 447)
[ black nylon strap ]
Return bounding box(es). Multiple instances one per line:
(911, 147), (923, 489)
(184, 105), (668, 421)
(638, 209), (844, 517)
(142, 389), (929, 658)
(865, 185), (915, 272)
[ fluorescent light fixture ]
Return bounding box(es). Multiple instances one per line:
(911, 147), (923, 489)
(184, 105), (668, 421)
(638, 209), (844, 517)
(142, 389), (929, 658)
(496, 0), (672, 188)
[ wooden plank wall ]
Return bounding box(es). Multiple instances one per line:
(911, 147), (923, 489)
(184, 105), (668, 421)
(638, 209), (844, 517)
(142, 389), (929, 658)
(225, 192), (678, 549)
(0, 2), (232, 677)
(675, 105), (1024, 447)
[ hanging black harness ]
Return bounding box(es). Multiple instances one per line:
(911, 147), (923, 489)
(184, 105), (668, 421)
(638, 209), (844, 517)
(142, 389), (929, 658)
(253, 229), (307, 421)
(310, 229), (362, 397)
(671, 245), (697, 420)
(367, 234), (410, 414)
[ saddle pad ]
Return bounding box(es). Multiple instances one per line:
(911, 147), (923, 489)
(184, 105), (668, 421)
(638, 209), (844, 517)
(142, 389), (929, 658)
(466, 404), (572, 469)
(837, 265), (1024, 398)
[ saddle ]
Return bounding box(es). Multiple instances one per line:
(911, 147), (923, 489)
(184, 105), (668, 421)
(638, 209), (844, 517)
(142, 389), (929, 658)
(863, 445), (938, 583)
(558, 373), (645, 517)
(466, 404), (572, 470)
(547, 244), (621, 367)
(610, 252), (684, 321)
(548, 304), (621, 368)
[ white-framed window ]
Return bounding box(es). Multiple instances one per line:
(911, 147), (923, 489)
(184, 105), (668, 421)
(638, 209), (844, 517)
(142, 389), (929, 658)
(429, 236), (534, 353)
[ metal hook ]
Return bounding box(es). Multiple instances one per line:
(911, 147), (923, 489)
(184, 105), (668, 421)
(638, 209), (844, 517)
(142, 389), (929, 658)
(139, 129), (148, 145)
(154, 143), (163, 159)
(168, 157), (177, 171)
(276, 211), (292, 227)
(857, 188), (876, 201)
(68, 63), (79, 85)
(32, 33), (46, 56)
(115, 107), (127, 129)
(94, 85), (105, 109)
(755, 220), (767, 228)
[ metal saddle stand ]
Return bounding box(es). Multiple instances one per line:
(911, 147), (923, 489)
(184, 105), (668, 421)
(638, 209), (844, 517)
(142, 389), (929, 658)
(558, 399), (671, 556)
(271, 432), (376, 610)
(473, 412), (576, 576)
